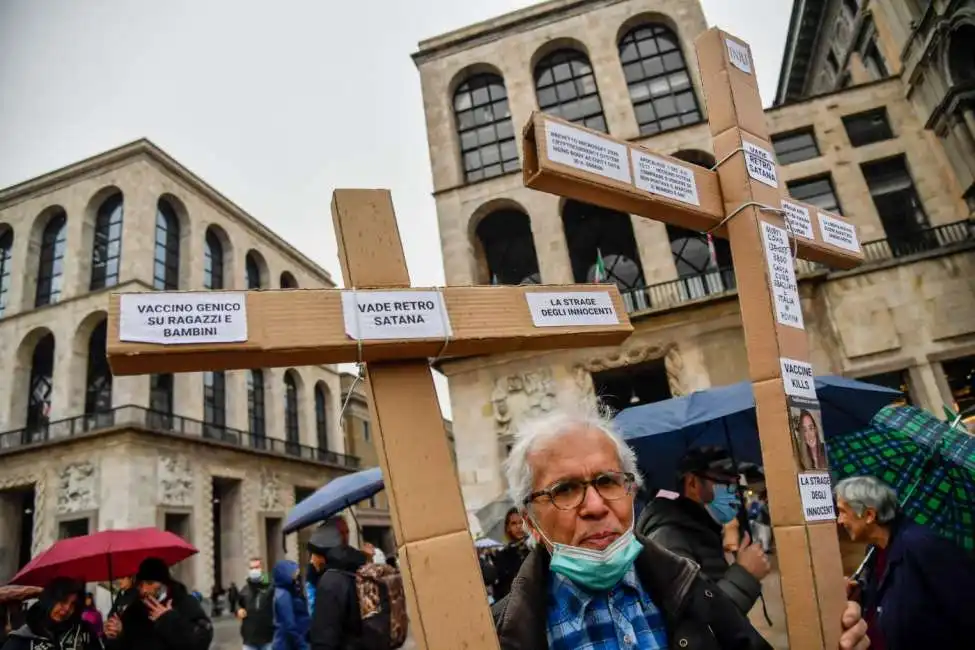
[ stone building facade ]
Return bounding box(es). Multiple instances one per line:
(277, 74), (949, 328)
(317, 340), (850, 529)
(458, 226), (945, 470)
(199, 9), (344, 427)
(412, 0), (975, 514)
(0, 140), (360, 594)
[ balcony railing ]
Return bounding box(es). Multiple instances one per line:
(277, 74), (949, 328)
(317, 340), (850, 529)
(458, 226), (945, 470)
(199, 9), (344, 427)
(0, 405), (361, 470)
(625, 219), (973, 314)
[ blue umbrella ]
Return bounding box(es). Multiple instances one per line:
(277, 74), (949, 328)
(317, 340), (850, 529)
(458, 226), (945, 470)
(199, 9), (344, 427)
(614, 375), (901, 491)
(283, 467), (384, 534)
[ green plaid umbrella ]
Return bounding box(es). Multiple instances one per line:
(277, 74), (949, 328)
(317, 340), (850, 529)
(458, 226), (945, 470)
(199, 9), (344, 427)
(828, 405), (975, 553)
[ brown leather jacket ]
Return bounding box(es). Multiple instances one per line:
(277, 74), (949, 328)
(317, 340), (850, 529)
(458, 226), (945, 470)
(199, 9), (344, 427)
(491, 535), (772, 650)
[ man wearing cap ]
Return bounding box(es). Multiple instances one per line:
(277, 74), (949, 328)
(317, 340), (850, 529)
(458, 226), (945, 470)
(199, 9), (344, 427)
(638, 447), (771, 615)
(307, 518), (368, 650)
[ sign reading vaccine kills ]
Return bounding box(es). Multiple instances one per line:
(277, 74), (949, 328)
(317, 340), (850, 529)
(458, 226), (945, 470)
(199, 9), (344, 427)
(780, 358), (817, 401)
(798, 472), (836, 522)
(545, 120), (632, 184)
(119, 292), (248, 345)
(342, 290), (452, 341)
(742, 141), (778, 188)
(525, 292), (619, 327)
(761, 221), (805, 330)
(632, 151), (700, 206)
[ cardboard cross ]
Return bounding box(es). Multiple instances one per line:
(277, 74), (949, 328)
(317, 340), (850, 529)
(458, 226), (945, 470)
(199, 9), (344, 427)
(106, 189), (634, 649)
(522, 28), (862, 650)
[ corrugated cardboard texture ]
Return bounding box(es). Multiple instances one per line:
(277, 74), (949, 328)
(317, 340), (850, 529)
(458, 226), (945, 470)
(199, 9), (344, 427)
(774, 525), (825, 650)
(364, 362), (467, 543)
(106, 284), (633, 375)
(400, 531), (501, 650)
(522, 112), (863, 268)
(332, 189), (411, 288)
(808, 522), (847, 650)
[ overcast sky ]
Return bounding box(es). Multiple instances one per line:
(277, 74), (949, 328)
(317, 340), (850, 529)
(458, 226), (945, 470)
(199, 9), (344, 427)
(0, 0), (791, 419)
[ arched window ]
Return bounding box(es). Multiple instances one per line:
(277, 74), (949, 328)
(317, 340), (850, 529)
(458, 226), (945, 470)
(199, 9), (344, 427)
(248, 369), (266, 447)
(534, 49), (607, 132)
(284, 371), (300, 453)
(36, 212), (67, 306)
(0, 227), (13, 317)
(618, 24), (701, 135)
(454, 74), (519, 183)
(149, 373), (174, 430)
(475, 210), (541, 285)
(84, 320), (113, 423)
(154, 200), (180, 290)
(204, 228), (224, 290)
(280, 271), (298, 289)
(562, 200), (647, 310)
(203, 371), (226, 437)
(90, 192), (123, 290)
(315, 383), (328, 453)
(26, 333), (55, 435)
(245, 252), (263, 290)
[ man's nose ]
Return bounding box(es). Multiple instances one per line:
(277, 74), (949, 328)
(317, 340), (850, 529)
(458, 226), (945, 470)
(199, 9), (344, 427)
(578, 484), (610, 517)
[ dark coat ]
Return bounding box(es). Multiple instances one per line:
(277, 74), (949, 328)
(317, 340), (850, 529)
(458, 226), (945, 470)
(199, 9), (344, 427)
(638, 495), (762, 614)
(492, 539), (530, 601)
(1, 600), (100, 650)
(862, 518), (975, 650)
(309, 545), (368, 650)
(239, 576), (275, 647)
(104, 581), (213, 650)
(492, 535), (772, 650)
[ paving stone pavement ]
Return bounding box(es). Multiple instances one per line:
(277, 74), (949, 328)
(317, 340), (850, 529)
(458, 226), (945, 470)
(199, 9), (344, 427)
(210, 615), (417, 649)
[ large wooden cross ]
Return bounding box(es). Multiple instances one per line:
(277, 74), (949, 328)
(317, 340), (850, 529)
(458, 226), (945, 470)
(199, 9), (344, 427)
(106, 190), (634, 649)
(522, 28), (864, 650)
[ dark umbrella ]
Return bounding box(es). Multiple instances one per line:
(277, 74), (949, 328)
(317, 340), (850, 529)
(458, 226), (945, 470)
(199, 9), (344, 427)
(283, 467), (383, 534)
(8, 528), (197, 588)
(829, 405), (975, 555)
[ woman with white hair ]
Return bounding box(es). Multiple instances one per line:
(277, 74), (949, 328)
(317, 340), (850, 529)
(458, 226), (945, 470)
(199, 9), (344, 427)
(835, 475), (975, 650)
(492, 405), (869, 650)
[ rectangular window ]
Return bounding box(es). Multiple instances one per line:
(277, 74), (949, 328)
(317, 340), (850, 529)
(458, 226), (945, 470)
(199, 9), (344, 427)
(943, 356), (975, 423)
(203, 371), (226, 437)
(58, 518), (90, 540)
(362, 420), (371, 442)
(787, 175), (842, 213)
(861, 156), (931, 254)
(843, 108), (894, 146)
(248, 371), (266, 445)
(149, 373), (174, 430)
(857, 370), (913, 406)
(862, 38), (888, 80)
(771, 128), (820, 165)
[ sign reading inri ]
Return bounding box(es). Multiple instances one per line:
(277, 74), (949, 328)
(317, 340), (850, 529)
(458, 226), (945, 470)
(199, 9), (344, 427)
(119, 292), (248, 345)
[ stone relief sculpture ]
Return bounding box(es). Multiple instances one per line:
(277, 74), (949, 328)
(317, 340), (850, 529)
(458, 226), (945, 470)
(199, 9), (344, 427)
(664, 345), (686, 397)
(56, 462), (97, 514)
(573, 365), (596, 405)
(260, 469), (282, 512)
(490, 369), (557, 437)
(581, 343), (665, 373)
(158, 456), (194, 507)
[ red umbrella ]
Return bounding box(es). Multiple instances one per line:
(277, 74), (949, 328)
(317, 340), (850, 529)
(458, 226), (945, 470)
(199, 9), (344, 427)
(8, 528), (197, 587)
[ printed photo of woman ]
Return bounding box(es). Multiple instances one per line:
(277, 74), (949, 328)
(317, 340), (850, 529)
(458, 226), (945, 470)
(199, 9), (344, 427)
(792, 407), (828, 470)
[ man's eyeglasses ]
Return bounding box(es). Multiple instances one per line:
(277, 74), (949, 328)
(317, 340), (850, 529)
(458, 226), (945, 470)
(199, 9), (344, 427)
(524, 471), (636, 511)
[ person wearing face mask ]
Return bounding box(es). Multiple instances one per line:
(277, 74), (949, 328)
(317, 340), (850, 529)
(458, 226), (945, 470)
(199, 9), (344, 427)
(637, 447), (770, 615)
(492, 408), (870, 650)
(237, 558), (274, 650)
(1, 577), (100, 650)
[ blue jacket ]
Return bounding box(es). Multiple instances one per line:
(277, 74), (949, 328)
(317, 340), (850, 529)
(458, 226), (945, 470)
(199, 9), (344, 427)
(863, 518), (975, 650)
(272, 560), (311, 650)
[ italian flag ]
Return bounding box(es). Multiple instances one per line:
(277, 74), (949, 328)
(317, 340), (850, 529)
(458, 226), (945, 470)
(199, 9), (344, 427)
(706, 233), (718, 268)
(594, 248), (607, 283)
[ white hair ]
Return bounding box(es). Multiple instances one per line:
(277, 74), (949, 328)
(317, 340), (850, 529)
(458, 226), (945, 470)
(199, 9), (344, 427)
(834, 475), (899, 524)
(503, 404), (644, 514)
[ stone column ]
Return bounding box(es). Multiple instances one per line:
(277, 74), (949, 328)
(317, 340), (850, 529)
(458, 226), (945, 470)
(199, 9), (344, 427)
(226, 370), (249, 434)
(632, 218), (679, 286)
(587, 32), (640, 140)
(910, 362), (950, 414)
(522, 189), (573, 285)
(7, 220), (29, 315)
(59, 196), (88, 302)
(265, 368), (285, 441)
(118, 179), (158, 287)
(48, 321), (80, 422)
(175, 372), (205, 428)
(111, 375), (151, 410)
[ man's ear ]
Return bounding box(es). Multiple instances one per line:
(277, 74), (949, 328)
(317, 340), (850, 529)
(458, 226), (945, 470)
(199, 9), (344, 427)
(864, 507), (877, 525)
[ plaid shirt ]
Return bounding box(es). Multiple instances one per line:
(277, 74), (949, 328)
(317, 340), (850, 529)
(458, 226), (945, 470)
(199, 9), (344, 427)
(546, 566), (669, 650)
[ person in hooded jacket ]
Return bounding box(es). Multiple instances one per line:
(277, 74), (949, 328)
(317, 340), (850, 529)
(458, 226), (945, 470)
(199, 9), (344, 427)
(271, 560), (310, 650)
(1, 577), (100, 650)
(637, 447), (771, 615)
(308, 517), (368, 650)
(103, 557), (213, 650)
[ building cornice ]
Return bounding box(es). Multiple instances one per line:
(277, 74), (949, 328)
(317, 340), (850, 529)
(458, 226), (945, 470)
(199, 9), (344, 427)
(0, 139), (335, 287)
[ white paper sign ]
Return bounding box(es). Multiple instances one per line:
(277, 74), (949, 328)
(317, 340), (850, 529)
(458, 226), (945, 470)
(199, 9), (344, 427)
(545, 120), (632, 184)
(761, 221), (805, 330)
(342, 291), (452, 341)
(632, 151), (700, 206)
(780, 358), (817, 401)
(119, 292), (248, 345)
(798, 472), (836, 522)
(743, 141), (778, 188)
(726, 39), (752, 74)
(781, 200), (815, 241)
(525, 291), (619, 327)
(819, 212), (861, 252)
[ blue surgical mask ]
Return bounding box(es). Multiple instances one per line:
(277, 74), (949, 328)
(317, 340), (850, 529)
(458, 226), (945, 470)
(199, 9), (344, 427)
(533, 518), (643, 591)
(707, 483), (741, 525)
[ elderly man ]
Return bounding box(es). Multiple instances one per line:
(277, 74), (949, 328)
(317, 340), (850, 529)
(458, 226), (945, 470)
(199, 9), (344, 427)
(493, 407), (869, 650)
(835, 475), (975, 650)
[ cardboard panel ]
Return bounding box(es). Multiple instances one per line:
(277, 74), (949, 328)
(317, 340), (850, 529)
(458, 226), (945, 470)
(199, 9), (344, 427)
(774, 525), (825, 650)
(808, 522), (848, 650)
(399, 531), (501, 650)
(331, 189), (411, 288)
(105, 284), (634, 375)
(364, 362), (468, 544)
(752, 378), (805, 526)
